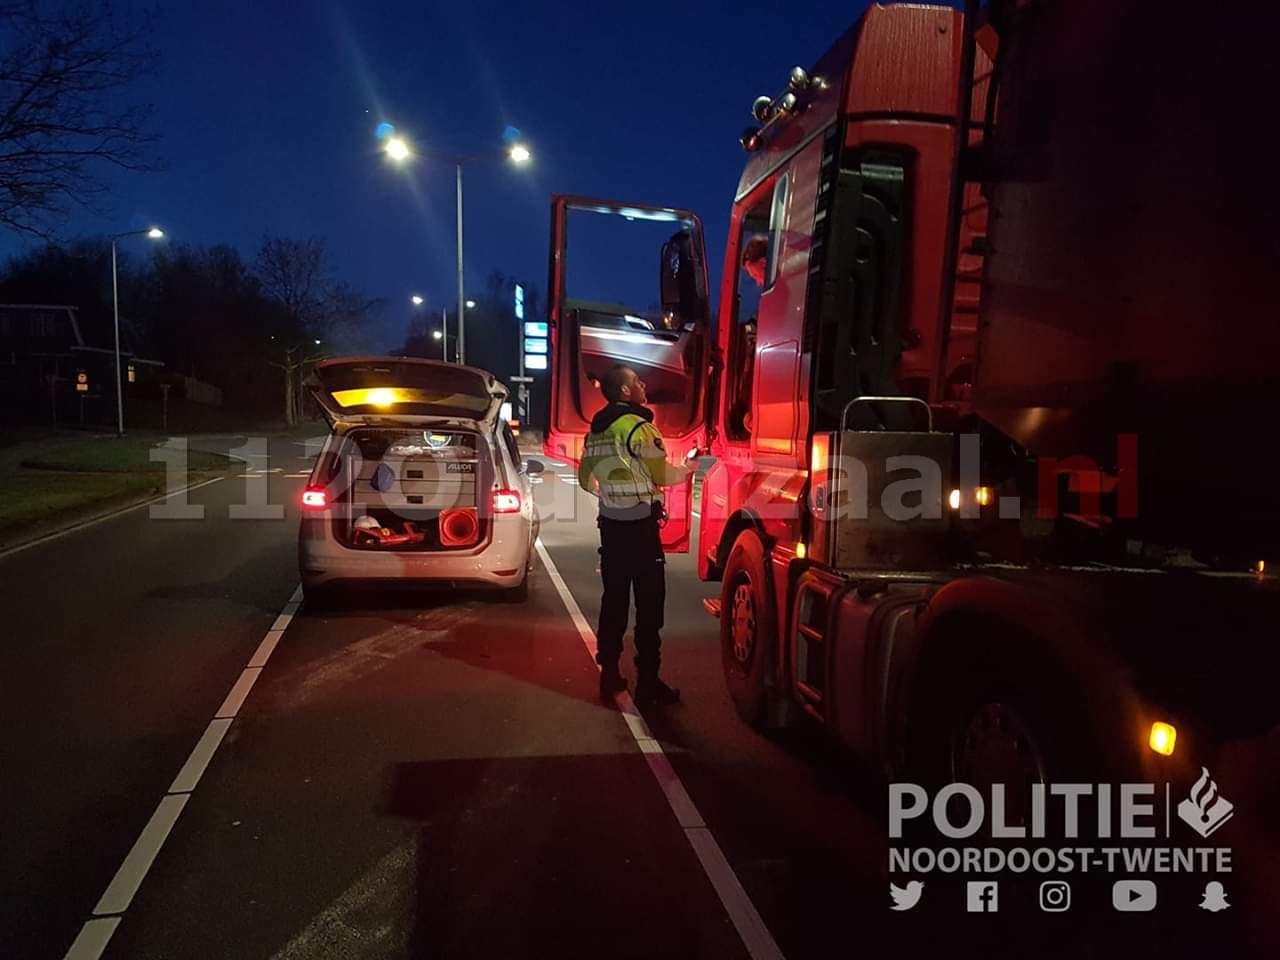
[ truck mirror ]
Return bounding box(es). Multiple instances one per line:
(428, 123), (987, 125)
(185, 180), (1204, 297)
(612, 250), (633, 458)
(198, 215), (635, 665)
(659, 229), (706, 330)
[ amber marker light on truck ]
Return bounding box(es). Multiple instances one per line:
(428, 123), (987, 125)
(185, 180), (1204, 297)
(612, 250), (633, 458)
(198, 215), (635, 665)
(975, 486), (993, 507)
(1148, 722), (1177, 756)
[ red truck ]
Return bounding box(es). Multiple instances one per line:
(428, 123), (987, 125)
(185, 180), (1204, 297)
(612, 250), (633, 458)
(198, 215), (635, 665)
(544, 0), (1280, 799)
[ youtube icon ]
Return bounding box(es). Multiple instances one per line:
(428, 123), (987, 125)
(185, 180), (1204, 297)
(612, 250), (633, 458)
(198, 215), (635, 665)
(1112, 880), (1158, 912)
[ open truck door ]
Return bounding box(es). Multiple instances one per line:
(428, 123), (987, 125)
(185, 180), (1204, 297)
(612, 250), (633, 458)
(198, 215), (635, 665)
(546, 195), (711, 553)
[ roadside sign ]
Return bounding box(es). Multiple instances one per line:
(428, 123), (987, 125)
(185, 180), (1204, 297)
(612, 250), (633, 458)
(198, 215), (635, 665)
(525, 354), (548, 371)
(514, 283), (525, 321)
(524, 338), (548, 354)
(510, 375), (535, 384)
(76, 370), (88, 393)
(524, 321), (548, 338)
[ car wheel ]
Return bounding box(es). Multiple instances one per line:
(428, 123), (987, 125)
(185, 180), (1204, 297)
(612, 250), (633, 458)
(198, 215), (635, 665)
(501, 573), (530, 603)
(719, 529), (778, 727)
(301, 582), (337, 612)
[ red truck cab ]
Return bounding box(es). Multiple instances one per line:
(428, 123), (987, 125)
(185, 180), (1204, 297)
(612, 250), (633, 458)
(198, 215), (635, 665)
(545, 0), (1280, 809)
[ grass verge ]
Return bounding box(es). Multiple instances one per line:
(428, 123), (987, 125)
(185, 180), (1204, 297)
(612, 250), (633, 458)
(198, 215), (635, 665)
(0, 433), (233, 545)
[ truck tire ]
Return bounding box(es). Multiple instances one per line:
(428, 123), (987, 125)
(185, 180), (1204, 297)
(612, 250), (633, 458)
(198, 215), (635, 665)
(719, 529), (779, 727)
(905, 625), (1127, 817)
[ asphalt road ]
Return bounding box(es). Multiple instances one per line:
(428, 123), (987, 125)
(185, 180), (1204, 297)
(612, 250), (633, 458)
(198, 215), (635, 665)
(2, 434), (1276, 959)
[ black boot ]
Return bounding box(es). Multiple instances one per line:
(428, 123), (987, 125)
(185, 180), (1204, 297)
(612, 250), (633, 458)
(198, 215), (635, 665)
(599, 662), (628, 699)
(634, 676), (680, 706)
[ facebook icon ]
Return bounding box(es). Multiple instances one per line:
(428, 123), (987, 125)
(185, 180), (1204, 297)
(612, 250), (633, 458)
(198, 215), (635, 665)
(966, 881), (999, 912)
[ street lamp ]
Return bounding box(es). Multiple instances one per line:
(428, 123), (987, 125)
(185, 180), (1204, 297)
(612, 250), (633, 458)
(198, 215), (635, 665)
(411, 294), (424, 306)
(385, 136), (411, 162)
(383, 133), (532, 364)
(110, 226), (165, 436)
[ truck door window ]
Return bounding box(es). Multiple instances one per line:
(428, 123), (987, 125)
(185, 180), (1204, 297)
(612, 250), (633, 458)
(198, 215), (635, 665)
(727, 189), (775, 440)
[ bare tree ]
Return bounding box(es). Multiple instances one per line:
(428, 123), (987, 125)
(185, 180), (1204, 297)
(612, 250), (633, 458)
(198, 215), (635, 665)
(0, 1), (159, 237)
(255, 234), (326, 331)
(255, 235), (382, 427)
(255, 235), (329, 426)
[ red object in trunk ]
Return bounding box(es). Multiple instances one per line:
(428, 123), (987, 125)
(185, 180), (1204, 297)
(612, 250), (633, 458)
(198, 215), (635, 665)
(439, 508), (480, 546)
(352, 521), (427, 547)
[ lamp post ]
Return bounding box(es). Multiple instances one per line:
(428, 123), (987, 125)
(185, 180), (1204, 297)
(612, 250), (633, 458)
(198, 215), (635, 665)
(109, 226), (164, 436)
(383, 135), (531, 366)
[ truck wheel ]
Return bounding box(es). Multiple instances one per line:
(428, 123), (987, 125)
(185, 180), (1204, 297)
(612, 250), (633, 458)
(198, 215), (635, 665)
(905, 628), (1121, 814)
(719, 529), (778, 727)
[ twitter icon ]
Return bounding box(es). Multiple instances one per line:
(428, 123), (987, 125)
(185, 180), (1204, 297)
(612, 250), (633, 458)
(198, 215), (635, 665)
(890, 880), (924, 911)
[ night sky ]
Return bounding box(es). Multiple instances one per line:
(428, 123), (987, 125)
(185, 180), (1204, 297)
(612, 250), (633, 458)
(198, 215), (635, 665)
(2, 0), (868, 350)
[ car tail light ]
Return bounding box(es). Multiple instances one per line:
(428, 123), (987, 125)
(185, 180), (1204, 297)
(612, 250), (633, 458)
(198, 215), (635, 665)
(301, 486), (328, 510)
(439, 507), (479, 546)
(492, 489), (522, 514)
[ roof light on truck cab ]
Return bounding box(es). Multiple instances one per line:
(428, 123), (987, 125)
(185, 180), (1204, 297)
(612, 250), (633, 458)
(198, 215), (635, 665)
(794, 541), (807, 560)
(948, 488), (962, 511)
(301, 486), (328, 510)
(492, 489), (522, 514)
(1148, 721), (1177, 757)
(975, 486), (993, 507)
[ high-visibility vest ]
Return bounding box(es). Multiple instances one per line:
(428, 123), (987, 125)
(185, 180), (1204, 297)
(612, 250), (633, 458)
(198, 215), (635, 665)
(578, 413), (675, 521)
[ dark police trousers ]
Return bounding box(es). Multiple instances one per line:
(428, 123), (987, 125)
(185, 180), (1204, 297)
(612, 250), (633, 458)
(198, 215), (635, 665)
(596, 509), (666, 678)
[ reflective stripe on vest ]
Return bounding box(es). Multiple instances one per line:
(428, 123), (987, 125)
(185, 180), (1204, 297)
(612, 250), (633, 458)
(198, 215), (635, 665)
(583, 417), (658, 509)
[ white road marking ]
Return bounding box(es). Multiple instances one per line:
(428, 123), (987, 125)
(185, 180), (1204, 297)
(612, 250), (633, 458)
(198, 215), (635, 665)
(247, 630), (286, 668)
(62, 919), (120, 960)
(168, 719), (233, 794)
(63, 586), (301, 960)
(266, 842), (416, 960)
(0, 476), (224, 562)
(215, 668), (263, 719)
(533, 539), (786, 960)
(93, 794), (189, 915)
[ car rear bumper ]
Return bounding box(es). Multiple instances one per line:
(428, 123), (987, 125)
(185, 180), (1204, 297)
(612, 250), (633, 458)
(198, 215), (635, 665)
(299, 514), (532, 589)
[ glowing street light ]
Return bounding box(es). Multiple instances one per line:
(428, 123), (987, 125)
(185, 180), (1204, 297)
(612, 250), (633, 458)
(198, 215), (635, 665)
(432, 330), (443, 340)
(378, 128), (533, 364)
(411, 294), (424, 306)
(385, 136), (411, 162)
(109, 225), (166, 436)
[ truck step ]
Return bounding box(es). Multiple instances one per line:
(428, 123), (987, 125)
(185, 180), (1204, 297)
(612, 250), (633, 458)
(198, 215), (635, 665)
(701, 597), (723, 619)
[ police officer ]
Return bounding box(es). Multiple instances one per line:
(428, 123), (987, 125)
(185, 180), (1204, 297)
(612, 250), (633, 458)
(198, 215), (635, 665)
(578, 363), (684, 705)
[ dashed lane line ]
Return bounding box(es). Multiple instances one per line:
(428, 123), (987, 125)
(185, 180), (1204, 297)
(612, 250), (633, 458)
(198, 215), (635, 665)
(533, 539), (785, 960)
(62, 584), (304, 960)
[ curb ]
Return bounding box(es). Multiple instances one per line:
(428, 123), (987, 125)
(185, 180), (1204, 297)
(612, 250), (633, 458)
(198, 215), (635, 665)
(0, 472), (229, 561)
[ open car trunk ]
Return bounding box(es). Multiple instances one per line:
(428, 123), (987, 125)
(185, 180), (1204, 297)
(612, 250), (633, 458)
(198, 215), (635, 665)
(308, 357), (506, 428)
(328, 427), (491, 552)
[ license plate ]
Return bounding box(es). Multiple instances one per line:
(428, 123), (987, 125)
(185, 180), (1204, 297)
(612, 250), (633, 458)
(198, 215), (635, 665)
(446, 462), (474, 474)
